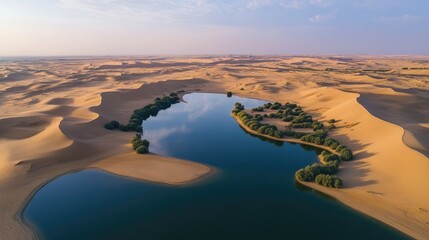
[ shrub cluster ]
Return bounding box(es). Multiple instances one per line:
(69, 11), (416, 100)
(127, 95), (180, 131)
(323, 138), (340, 150)
(232, 102), (245, 114)
(295, 161), (339, 181)
(131, 134), (150, 154)
(315, 174), (342, 188)
(252, 106), (264, 112)
(292, 121), (323, 131)
(104, 93), (179, 154)
(295, 160), (342, 188)
(104, 120), (120, 130)
(234, 107), (282, 139)
(291, 114), (313, 124)
(231, 101), (353, 188)
(300, 132), (353, 161)
(104, 93), (180, 132)
(283, 130), (307, 139)
(321, 150), (340, 162)
(258, 102), (324, 131)
(300, 130), (327, 144)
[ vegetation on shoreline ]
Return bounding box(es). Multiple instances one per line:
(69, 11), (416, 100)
(104, 92), (180, 154)
(132, 134), (150, 154)
(104, 93), (180, 132)
(232, 101), (354, 188)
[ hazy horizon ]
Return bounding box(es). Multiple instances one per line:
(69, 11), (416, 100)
(1, 0), (428, 56)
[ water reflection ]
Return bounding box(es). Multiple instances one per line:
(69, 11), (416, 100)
(24, 93), (408, 240)
(144, 124), (191, 155)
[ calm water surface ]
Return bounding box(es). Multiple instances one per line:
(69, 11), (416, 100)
(24, 93), (409, 239)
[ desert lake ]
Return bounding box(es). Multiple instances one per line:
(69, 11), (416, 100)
(23, 93), (408, 240)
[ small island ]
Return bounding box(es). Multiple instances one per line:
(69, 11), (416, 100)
(232, 101), (354, 188)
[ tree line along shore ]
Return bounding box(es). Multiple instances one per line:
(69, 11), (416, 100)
(232, 100), (354, 188)
(103, 91), (353, 188)
(104, 92), (180, 154)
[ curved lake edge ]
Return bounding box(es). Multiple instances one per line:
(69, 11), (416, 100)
(231, 113), (338, 155)
(17, 90), (412, 240)
(19, 161), (217, 239)
(231, 106), (412, 239)
(12, 88), (215, 240)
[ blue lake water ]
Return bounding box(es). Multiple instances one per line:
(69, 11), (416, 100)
(24, 93), (409, 239)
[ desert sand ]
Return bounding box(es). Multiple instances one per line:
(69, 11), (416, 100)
(0, 56), (428, 239)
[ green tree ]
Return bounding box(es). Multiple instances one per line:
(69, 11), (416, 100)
(136, 145), (149, 154)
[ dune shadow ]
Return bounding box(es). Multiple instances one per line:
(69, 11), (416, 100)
(340, 159), (379, 188)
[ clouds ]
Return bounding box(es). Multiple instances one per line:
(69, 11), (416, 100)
(59, 0), (333, 21)
(59, 0), (220, 21)
(309, 14), (332, 22)
(1, 0), (428, 55)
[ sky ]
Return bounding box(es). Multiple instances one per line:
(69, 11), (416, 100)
(0, 0), (428, 56)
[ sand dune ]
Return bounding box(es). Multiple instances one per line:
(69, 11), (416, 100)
(0, 56), (428, 239)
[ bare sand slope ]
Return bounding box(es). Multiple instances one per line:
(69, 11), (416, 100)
(294, 87), (429, 239)
(0, 56), (428, 239)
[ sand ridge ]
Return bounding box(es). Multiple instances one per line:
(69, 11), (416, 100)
(0, 56), (428, 239)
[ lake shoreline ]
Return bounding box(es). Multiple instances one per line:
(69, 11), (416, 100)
(229, 91), (429, 239)
(1, 56), (428, 239)
(0, 80), (215, 240)
(232, 113), (338, 154)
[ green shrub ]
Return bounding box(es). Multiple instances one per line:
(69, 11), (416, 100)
(340, 148), (353, 161)
(295, 167), (316, 182)
(284, 102), (297, 109)
(323, 138), (340, 149)
(315, 174), (342, 188)
(252, 106), (264, 112)
(131, 134), (143, 150)
(119, 124), (129, 131)
(141, 139), (149, 147)
(293, 132), (306, 139)
(336, 145), (346, 152)
(319, 161), (339, 174)
(104, 122), (115, 130)
(263, 103), (273, 109)
(292, 122), (313, 128)
(327, 124), (336, 131)
(291, 114), (313, 124)
(270, 104), (280, 110)
(282, 116), (294, 122)
(227, 91), (232, 97)
(132, 134), (150, 153)
(311, 121), (324, 131)
(328, 119), (336, 123)
(136, 145), (149, 154)
(111, 120), (120, 128)
(104, 120), (120, 130)
(300, 130), (327, 145)
(232, 102), (245, 114)
(322, 153), (340, 163)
